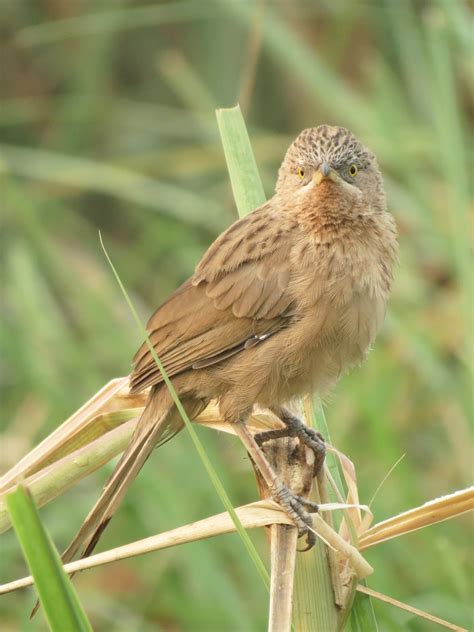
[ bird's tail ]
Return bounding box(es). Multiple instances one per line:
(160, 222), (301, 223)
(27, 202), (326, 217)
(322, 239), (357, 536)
(32, 387), (206, 615)
(61, 386), (206, 566)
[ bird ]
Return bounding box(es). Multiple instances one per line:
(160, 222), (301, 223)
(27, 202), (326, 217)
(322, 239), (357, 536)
(59, 124), (398, 564)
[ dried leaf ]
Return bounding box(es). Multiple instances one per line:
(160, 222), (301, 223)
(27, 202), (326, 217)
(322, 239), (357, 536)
(0, 418), (138, 533)
(360, 487), (474, 550)
(0, 377), (135, 490)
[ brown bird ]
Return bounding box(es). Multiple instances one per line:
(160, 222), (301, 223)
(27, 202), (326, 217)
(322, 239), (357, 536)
(60, 124), (398, 563)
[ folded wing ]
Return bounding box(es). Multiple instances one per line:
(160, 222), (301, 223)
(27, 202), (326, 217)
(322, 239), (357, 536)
(130, 203), (296, 393)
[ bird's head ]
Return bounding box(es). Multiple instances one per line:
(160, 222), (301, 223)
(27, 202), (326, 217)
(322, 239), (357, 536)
(276, 125), (386, 214)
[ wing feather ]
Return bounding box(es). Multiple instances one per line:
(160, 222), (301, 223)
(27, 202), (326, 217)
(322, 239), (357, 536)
(130, 203), (297, 393)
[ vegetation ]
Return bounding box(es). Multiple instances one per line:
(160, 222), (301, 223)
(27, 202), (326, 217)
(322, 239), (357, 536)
(1, 1), (471, 630)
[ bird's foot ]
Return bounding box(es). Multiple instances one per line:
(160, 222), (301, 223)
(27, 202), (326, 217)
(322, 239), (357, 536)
(232, 419), (319, 550)
(272, 479), (319, 551)
(255, 412), (326, 473)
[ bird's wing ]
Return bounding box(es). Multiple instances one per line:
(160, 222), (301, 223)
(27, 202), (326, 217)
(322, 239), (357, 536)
(130, 202), (296, 393)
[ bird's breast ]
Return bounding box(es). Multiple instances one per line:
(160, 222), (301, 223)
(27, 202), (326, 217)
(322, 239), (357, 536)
(289, 220), (396, 360)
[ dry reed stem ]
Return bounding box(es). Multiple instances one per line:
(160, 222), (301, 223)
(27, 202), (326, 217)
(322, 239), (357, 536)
(0, 377), (132, 490)
(252, 436), (316, 632)
(268, 524), (298, 632)
(356, 585), (468, 632)
(0, 500), (371, 595)
(359, 486), (474, 550)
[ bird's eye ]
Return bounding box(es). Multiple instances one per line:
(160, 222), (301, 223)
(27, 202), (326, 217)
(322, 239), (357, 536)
(297, 168), (305, 179)
(349, 164), (358, 177)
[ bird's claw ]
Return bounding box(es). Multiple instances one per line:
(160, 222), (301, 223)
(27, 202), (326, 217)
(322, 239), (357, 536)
(272, 480), (319, 550)
(297, 425), (326, 460)
(255, 415), (326, 475)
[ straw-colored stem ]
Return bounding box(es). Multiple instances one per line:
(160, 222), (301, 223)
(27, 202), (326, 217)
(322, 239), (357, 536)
(268, 524), (298, 632)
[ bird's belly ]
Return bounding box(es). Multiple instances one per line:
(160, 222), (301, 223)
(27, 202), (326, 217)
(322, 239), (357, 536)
(216, 279), (388, 408)
(278, 285), (387, 400)
(333, 288), (386, 360)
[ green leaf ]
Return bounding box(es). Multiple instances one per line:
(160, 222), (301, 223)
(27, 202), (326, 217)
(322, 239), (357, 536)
(5, 485), (92, 632)
(216, 104), (266, 216)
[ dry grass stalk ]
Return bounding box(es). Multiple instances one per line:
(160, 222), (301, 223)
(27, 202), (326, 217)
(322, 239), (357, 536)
(0, 419), (138, 533)
(0, 499), (370, 594)
(2, 495), (465, 630)
(0, 377), (134, 491)
(252, 435), (316, 632)
(356, 585), (468, 632)
(359, 486), (474, 550)
(268, 524), (298, 632)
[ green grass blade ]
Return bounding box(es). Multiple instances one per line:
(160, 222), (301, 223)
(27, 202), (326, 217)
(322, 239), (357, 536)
(346, 588), (379, 632)
(5, 485), (92, 632)
(293, 543), (340, 631)
(216, 105), (266, 216)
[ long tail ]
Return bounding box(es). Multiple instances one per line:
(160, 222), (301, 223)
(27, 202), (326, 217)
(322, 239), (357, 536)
(32, 386), (195, 618)
(60, 387), (205, 566)
(30, 387), (207, 618)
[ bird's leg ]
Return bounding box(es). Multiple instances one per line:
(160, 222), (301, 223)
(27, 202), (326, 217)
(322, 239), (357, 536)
(233, 420), (319, 549)
(255, 406), (326, 475)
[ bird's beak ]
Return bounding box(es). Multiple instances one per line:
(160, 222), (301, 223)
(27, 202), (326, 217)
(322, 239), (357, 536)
(313, 161), (340, 186)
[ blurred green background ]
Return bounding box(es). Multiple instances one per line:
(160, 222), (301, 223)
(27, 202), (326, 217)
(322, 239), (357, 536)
(1, 1), (472, 630)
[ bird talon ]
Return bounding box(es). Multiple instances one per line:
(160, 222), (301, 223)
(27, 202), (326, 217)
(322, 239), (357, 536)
(293, 493), (320, 512)
(269, 411), (326, 475)
(301, 427), (326, 455)
(272, 481), (319, 551)
(298, 530), (317, 552)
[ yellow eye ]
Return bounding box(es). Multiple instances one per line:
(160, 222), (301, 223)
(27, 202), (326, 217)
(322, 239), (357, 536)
(349, 164), (358, 177)
(297, 167), (305, 179)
